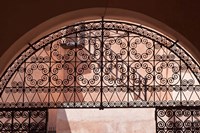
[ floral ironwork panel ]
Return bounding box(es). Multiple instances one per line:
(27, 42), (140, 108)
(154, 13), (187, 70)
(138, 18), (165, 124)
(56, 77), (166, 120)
(156, 107), (200, 133)
(0, 19), (200, 108)
(0, 109), (48, 133)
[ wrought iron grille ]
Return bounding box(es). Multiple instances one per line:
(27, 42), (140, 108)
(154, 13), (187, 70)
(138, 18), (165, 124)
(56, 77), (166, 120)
(156, 107), (200, 133)
(0, 19), (200, 109)
(0, 108), (48, 133)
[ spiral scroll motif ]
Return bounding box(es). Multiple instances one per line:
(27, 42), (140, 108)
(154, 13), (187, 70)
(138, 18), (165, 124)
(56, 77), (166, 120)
(156, 107), (200, 133)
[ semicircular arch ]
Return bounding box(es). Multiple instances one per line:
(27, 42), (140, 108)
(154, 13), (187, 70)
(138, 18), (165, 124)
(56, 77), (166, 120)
(1, 19), (200, 109)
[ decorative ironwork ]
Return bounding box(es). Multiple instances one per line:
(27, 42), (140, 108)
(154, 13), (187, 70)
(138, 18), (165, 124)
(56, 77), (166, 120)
(156, 107), (200, 133)
(0, 109), (48, 132)
(0, 19), (200, 108)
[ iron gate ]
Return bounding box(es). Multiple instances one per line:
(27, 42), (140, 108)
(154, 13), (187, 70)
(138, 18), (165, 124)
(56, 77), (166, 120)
(0, 19), (200, 132)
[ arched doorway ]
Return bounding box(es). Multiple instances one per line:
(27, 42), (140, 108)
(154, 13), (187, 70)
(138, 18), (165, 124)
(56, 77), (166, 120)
(0, 19), (200, 132)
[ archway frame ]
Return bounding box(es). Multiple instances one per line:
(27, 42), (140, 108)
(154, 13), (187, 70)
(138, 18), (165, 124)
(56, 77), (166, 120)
(1, 8), (200, 133)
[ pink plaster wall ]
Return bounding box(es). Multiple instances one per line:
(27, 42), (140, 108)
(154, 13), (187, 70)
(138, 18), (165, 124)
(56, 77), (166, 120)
(55, 108), (155, 133)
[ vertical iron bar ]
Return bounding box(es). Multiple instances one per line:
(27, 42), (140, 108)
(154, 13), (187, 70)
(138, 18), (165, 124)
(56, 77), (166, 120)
(45, 109), (48, 133)
(133, 70), (135, 99)
(144, 77), (147, 101)
(139, 75), (141, 99)
(89, 31), (91, 53)
(180, 56), (182, 105)
(100, 18), (104, 110)
(74, 32), (78, 106)
(173, 109), (175, 132)
(127, 32), (130, 106)
(116, 57), (118, 79)
(48, 44), (53, 107)
(28, 110), (31, 132)
(191, 108), (193, 132)
(23, 62), (26, 106)
(153, 41), (156, 104)
(11, 110), (14, 132)
(155, 108), (158, 133)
